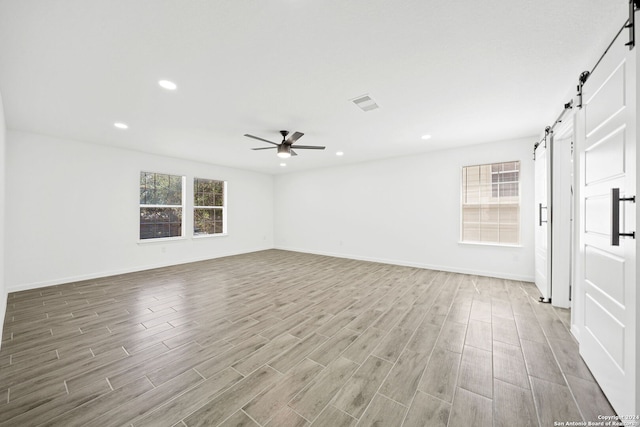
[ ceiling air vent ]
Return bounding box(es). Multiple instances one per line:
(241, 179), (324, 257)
(350, 94), (380, 112)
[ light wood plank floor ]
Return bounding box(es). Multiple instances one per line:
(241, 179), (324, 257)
(0, 250), (615, 426)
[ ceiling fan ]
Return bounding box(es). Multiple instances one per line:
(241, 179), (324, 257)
(243, 130), (326, 159)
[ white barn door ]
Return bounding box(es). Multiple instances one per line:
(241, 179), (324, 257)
(551, 125), (574, 309)
(534, 141), (552, 301)
(575, 33), (637, 415)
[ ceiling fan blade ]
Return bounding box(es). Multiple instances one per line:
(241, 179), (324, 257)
(290, 145), (326, 150)
(291, 150), (298, 156)
(244, 134), (279, 146)
(285, 131), (304, 144)
(251, 146), (277, 150)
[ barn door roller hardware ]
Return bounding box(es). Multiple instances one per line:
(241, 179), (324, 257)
(532, 104), (571, 160)
(625, 0), (639, 49)
(576, 71), (590, 109)
(532, 127), (549, 161)
(577, 2), (639, 108)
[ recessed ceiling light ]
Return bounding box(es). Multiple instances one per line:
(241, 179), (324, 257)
(421, 134), (432, 140)
(158, 80), (177, 90)
(280, 163), (287, 167)
(114, 122), (129, 129)
(336, 151), (344, 156)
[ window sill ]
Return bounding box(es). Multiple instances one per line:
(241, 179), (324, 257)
(137, 236), (187, 244)
(193, 233), (228, 239)
(458, 241), (522, 248)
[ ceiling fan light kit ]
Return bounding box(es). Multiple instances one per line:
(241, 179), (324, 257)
(277, 145), (291, 158)
(244, 130), (326, 159)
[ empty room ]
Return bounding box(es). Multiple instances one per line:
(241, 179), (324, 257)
(0, 1), (638, 426)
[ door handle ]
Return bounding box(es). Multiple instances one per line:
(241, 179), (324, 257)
(611, 188), (636, 246)
(538, 203), (548, 226)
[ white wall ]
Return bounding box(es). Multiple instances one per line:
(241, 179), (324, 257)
(6, 131), (274, 291)
(275, 137), (535, 281)
(0, 91), (7, 339)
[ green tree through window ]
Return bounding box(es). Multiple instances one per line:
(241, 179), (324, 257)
(194, 178), (226, 235)
(139, 172), (184, 239)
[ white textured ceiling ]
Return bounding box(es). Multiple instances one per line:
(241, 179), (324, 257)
(0, 0), (628, 174)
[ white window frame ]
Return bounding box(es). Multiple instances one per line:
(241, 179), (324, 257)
(193, 178), (227, 238)
(460, 161), (521, 246)
(139, 172), (186, 242)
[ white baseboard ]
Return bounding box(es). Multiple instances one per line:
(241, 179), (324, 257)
(8, 247), (273, 293)
(571, 324), (581, 342)
(8, 244), (534, 294)
(274, 245), (535, 282)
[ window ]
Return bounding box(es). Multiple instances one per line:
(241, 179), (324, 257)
(139, 172), (185, 240)
(194, 178), (226, 236)
(461, 161), (520, 245)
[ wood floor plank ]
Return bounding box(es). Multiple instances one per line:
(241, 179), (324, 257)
(371, 326), (413, 363)
(144, 339), (233, 387)
(465, 319), (492, 351)
(530, 376), (582, 426)
(314, 312), (358, 337)
(435, 320), (466, 353)
(184, 366), (281, 427)
(8, 345), (127, 401)
(354, 393), (407, 427)
(0, 250), (612, 426)
(469, 300), (492, 323)
(90, 369), (203, 427)
(288, 357), (359, 422)
(520, 339), (565, 385)
(244, 358), (324, 425)
(0, 381), (68, 424)
(514, 314), (547, 343)
(331, 355), (393, 418)
(133, 367), (243, 427)
(289, 313), (333, 339)
(0, 379), (110, 427)
(193, 334), (268, 378)
(269, 333), (326, 374)
(492, 315), (520, 347)
(341, 327), (385, 364)
(418, 347), (461, 403)
(547, 337), (594, 382)
(493, 379), (537, 427)
(40, 376), (155, 427)
(406, 321), (440, 354)
(218, 410), (260, 427)
(232, 333), (300, 376)
(311, 405), (356, 427)
(265, 406), (310, 427)
(395, 304), (428, 331)
(447, 301), (471, 325)
(308, 328), (359, 367)
(458, 345), (493, 398)
(565, 374), (617, 422)
(402, 390), (450, 427)
(65, 342), (169, 393)
(378, 349), (430, 405)
(448, 387), (493, 427)
(493, 340), (530, 390)
(372, 307), (405, 331)
(344, 310), (384, 334)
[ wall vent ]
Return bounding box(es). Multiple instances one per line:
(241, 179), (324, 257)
(350, 94), (380, 112)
